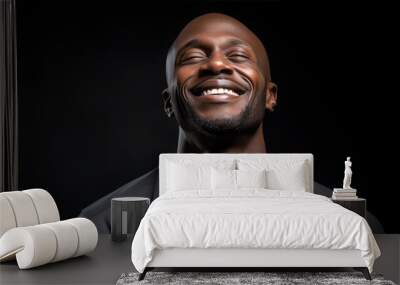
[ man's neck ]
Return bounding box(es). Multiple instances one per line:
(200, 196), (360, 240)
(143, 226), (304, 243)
(176, 125), (267, 153)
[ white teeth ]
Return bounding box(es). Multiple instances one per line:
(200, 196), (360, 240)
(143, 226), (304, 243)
(201, 88), (239, 96)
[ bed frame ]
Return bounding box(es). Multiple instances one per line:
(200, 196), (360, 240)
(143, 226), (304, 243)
(139, 154), (372, 280)
(140, 248), (371, 280)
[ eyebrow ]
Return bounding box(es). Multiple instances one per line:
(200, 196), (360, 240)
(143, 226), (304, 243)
(178, 39), (203, 54)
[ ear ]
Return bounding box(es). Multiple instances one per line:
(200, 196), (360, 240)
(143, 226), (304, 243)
(265, 82), (278, 111)
(162, 88), (174, 118)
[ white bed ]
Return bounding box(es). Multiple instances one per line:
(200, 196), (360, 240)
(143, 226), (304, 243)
(131, 154), (380, 280)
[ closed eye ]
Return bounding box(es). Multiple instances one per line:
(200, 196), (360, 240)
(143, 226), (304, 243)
(228, 53), (250, 62)
(182, 55), (205, 62)
(179, 50), (207, 64)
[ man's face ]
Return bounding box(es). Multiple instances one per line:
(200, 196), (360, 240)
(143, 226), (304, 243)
(166, 15), (275, 136)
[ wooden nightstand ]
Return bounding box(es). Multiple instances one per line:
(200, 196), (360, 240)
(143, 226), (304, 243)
(331, 198), (366, 218)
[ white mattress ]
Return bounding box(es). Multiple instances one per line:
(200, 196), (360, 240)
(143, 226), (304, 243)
(131, 190), (380, 273)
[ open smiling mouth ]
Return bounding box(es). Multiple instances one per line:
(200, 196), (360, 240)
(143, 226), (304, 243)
(189, 79), (248, 99)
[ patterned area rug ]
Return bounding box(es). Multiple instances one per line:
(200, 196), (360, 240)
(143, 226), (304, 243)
(116, 271), (396, 285)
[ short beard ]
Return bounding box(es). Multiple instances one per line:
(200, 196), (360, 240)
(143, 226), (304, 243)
(186, 104), (262, 137)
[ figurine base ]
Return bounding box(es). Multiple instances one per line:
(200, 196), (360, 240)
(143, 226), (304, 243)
(334, 188), (357, 192)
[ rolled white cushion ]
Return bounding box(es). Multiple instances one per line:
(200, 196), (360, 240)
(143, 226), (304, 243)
(0, 218), (98, 269)
(0, 196), (17, 237)
(0, 226), (57, 269)
(42, 221), (79, 262)
(0, 189), (60, 239)
(0, 191), (39, 227)
(64, 218), (98, 257)
(23, 189), (60, 224)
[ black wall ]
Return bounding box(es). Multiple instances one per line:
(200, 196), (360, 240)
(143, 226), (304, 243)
(16, 1), (398, 232)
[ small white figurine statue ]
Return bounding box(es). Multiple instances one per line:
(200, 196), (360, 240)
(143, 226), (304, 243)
(343, 156), (353, 189)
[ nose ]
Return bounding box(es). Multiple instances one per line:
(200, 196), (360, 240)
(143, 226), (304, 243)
(198, 51), (233, 77)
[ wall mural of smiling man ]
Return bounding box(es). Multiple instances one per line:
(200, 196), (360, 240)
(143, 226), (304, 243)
(164, 13), (277, 153)
(79, 13), (383, 234)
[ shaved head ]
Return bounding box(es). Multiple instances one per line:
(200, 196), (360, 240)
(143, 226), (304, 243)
(166, 13), (271, 84)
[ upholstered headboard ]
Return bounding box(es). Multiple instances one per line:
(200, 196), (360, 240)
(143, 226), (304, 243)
(159, 153), (314, 195)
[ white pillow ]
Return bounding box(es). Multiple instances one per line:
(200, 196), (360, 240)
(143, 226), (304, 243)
(211, 168), (268, 190)
(237, 159), (308, 191)
(211, 168), (236, 190)
(166, 161), (211, 191)
(265, 167), (306, 191)
(236, 169), (267, 188)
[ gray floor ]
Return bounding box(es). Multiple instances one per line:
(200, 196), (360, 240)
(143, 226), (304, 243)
(0, 234), (399, 285)
(374, 234), (400, 284)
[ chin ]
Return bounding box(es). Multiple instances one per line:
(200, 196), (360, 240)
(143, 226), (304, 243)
(192, 110), (257, 135)
(196, 112), (243, 123)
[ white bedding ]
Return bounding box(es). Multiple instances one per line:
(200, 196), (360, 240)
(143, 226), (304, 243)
(131, 190), (380, 273)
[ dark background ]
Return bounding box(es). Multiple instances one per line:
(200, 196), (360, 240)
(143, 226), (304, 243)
(16, 1), (397, 232)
